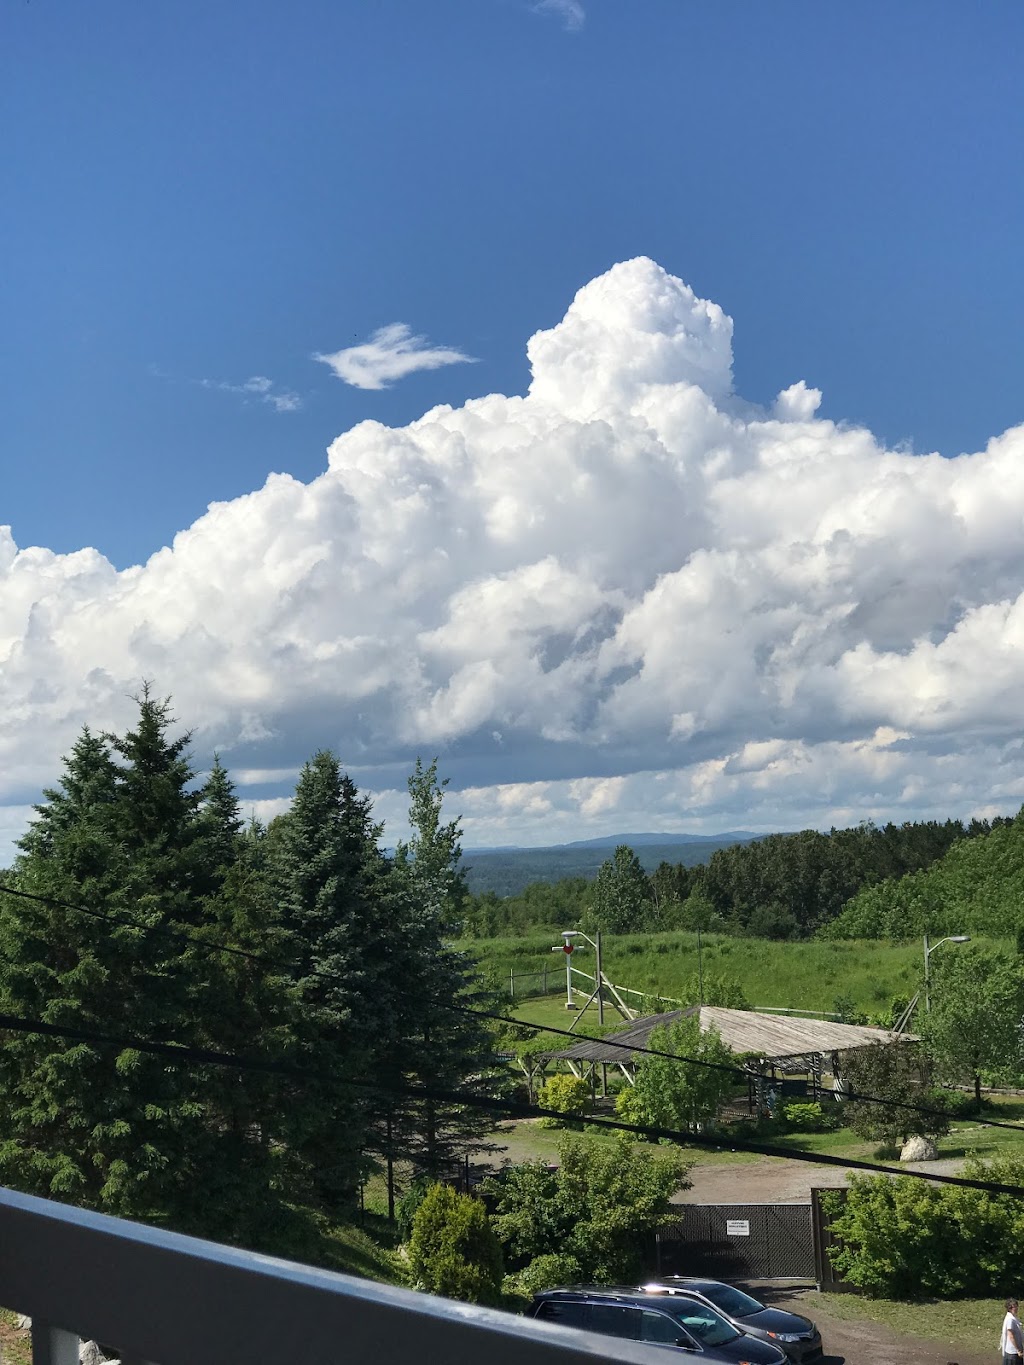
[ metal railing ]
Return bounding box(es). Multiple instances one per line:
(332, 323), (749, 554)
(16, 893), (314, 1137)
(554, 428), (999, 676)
(0, 1185), (670, 1365)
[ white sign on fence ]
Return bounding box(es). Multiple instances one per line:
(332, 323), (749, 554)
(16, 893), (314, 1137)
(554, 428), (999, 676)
(725, 1219), (750, 1237)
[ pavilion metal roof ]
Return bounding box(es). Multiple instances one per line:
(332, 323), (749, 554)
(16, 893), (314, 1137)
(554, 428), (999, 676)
(542, 1005), (911, 1065)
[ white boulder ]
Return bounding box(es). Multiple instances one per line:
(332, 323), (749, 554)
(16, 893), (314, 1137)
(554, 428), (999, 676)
(900, 1134), (938, 1162)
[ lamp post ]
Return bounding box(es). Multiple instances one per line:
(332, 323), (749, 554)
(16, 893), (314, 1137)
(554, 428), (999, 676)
(923, 933), (970, 1013)
(560, 930), (604, 1024)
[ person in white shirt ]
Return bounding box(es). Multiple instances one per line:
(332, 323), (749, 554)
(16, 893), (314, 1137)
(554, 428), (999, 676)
(1001, 1297), (1023, 1363)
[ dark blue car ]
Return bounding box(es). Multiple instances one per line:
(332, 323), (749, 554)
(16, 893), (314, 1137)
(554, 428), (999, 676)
(528, 1287), (787, 1364)
(639, 1279), (823, 1362)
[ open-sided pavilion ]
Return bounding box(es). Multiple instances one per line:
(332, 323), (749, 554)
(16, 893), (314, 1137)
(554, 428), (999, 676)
(531, 1005), (913, 1103)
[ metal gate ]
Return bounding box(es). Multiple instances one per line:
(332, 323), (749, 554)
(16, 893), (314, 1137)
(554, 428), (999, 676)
(655, 1203), (815, 1280)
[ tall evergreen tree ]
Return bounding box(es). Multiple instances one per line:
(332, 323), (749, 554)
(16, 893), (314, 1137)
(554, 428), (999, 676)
(387, 759), (500, 1182)
(0, 691), (285, 1243)
(269, 752), (391, 1214)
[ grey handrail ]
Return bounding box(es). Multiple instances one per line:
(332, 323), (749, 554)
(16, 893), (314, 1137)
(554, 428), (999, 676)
(0, 1185), (668, 1365)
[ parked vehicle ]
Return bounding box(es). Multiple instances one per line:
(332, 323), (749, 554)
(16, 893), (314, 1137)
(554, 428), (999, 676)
(639, 1279), (822, 1363)
(527, 1287), (787, 1364)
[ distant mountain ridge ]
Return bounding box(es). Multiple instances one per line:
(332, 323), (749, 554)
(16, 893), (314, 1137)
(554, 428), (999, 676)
(461, 831), (763, 898)
(559, 830), (762, 850)
(463, 830), (761, 855)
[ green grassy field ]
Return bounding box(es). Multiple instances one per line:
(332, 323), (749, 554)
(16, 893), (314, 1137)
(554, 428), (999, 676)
(813, 1290), (1004, 1355)
(467, 930), (1012, 1018)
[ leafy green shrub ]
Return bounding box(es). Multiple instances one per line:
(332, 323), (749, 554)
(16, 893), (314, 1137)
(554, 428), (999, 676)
(537, 1073), (592, 1127)
(822, 1156), (1024, 1298)
(614, 1084), (649, 1131)
(502, 1251), (584, 1300)
(924, 1087), (976, 1120)
(485, 1133), (689, 1282)
(780, 1101), (839, 1133)
(407, 1183), (504, 1304)
(396, 1175), (432, 1243)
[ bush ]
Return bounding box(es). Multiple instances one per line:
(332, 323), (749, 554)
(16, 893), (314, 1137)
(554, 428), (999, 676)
(821, 1156), (1024, 1298)
(614, 1084), (650, 1133)
(485, 1133), (689, 1282)
(407, 1183), (504, 1305)
(780, 1101), (839, 1133)
(502, 1251), (584, 1300)
(537, 1073), (592, 1128)
(396, 1175), (432, 1243)
(924, 1087), (977, 1120)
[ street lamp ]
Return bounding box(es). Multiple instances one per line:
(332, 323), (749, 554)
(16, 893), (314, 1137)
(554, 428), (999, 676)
(923, 933), (970, 1013)
(559, 930), (604, 1025)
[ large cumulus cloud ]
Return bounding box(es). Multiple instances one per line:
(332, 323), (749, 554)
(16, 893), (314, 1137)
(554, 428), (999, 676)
(3, 257), (1024, 855)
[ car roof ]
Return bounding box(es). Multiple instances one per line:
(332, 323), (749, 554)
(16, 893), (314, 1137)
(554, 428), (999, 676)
(643, 1278), (732, 1295)
(534, 1286), (687, 1308)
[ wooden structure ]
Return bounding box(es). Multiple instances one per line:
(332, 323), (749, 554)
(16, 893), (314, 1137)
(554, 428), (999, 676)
(526, 1005), (914, 1101)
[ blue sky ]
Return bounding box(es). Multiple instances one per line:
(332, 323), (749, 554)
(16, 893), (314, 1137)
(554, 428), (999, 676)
(2, 1), (1024, 854)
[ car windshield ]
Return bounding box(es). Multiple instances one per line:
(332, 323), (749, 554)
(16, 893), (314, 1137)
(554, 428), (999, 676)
(669, 1305), (741, 1347)
(700, 1284), (765, 1317)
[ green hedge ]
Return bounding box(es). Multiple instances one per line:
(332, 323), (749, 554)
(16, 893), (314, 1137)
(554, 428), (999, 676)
(821, 1156), (1024, 1298)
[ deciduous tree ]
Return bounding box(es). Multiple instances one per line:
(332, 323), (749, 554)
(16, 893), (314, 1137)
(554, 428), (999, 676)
(919, 946), (1024, 1103)
(615, 1014), (735, 1131)
(585, 845), (653, 933)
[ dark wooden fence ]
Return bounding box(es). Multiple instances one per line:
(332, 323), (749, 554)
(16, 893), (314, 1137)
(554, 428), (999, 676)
(654, 1191), (848, 1287)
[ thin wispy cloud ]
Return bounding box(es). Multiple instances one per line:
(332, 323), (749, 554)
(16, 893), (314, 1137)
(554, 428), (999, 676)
(314, 323), (476, 391)
(151, 366), (302, 414)
(200, 374), (302, 414)
(534, 0), (585, 32)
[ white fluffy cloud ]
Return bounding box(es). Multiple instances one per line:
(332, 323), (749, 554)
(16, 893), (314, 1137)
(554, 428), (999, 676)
(4, 256), (1024, 859)
(314, 324), (476, 391)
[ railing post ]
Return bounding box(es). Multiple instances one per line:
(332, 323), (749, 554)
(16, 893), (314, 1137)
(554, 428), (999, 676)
(31, 1322), (79, 1365)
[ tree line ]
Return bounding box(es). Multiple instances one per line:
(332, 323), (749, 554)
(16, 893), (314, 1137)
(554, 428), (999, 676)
(461, 815), (1011, 940)
(825, 808), (1024, 940)
(0, 689), (498, 1256)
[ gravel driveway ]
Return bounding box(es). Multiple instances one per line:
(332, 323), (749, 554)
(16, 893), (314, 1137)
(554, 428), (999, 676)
(675, 1153), (967, 1204)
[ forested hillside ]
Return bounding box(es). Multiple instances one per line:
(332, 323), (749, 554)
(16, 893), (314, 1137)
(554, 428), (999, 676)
(463, 816), (1008, 939)
(695, 818), (1005, 937)
(824, 810), (1024, 940)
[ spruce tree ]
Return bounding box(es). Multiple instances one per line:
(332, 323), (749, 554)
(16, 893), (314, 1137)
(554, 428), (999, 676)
(0, 691), (284, 1243)
(269, 752), (391, 1214)
(187, 781), (298, 1248)
(387, 759), (500, 1181)
(0, 726), (124, 1201)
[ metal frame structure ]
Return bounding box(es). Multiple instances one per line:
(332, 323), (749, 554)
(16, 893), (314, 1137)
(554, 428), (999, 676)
(0, 1185), (680, 1365)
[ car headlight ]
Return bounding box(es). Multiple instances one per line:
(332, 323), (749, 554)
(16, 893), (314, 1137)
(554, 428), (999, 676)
(767, 1332), (803, 1342)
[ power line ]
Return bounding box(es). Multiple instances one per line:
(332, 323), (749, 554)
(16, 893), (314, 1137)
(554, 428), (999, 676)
(0, 1006), (1021, 1196)
(1, 879), (1021, 1137)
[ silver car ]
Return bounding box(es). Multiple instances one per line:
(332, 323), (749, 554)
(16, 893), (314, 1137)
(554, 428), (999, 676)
(640, 1279), (823, 1362)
